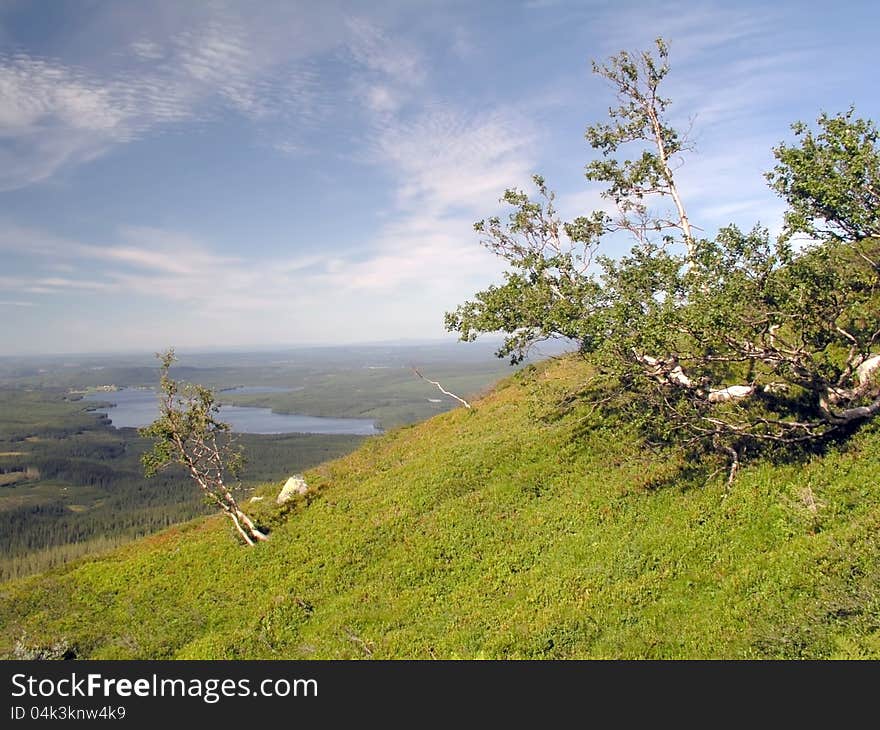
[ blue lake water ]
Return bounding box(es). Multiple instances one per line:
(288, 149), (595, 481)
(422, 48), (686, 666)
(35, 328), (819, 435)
(83, 389), (380, 435)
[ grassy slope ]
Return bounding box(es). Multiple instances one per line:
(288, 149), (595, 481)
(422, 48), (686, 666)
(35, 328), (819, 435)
(1, 356), (879, 659)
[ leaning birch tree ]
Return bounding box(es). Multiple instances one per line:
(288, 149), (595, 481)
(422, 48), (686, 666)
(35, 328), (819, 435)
(446, 38), (880, 480)
(141, 350), (268, 545)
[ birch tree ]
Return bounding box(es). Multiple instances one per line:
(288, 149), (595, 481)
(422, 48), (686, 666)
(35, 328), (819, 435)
(141, 350), (268, 546)
(446, 39), (880, 480)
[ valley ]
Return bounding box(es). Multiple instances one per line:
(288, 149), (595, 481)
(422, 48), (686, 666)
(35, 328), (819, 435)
(0, 341), (525, 580)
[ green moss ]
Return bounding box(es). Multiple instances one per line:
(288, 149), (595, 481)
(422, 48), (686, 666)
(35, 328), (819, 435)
(1, 355), (878, 659)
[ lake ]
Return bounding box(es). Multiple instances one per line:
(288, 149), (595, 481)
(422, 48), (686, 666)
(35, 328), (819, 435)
(83, 388), (380, 435)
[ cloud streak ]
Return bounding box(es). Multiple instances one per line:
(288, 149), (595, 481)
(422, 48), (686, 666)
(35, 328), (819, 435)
(0, 10), (331, 190)
(335, 14), (540, 305)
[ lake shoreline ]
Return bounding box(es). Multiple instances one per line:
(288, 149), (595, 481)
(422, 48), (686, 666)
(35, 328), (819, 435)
(83, 388), (380, 436)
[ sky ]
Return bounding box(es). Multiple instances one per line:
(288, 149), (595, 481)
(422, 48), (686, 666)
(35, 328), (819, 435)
(0, 0), (878, 355)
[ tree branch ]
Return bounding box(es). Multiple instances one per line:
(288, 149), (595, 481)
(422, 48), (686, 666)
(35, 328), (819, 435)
(412, 368), (472, 409)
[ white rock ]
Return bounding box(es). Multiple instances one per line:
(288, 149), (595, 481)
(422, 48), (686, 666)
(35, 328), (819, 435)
(249, 496), (264, 502)
(277, 475), (309, 505)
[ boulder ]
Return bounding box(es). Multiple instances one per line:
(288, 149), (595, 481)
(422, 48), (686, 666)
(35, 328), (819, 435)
(277, 475), (309, 504)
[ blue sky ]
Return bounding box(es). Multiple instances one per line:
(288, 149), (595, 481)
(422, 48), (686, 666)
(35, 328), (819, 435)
(0, 0), (878, 355)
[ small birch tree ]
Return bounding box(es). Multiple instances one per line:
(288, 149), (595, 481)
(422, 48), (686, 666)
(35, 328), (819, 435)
(140, 350), (268, 546)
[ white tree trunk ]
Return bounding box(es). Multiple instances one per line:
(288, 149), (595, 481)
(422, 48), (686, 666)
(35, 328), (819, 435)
(708, 385), (755, 403)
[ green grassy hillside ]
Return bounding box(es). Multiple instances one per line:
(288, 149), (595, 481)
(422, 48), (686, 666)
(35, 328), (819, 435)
(1, 356), (879, 659)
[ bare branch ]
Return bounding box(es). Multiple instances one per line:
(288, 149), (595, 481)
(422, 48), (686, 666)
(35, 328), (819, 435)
(412, 368), (472, 409)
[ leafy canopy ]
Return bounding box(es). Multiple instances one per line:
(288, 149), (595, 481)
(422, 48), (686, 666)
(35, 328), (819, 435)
(447, 39), (880, 472)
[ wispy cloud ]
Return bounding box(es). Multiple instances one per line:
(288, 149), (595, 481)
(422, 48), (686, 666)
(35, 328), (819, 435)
(343, 14), (428, 125)
(590, 1), (769, 59)
(336, 16), (540, 298)
(0, 273), (115, 295)
(345, 17), (425, 87)
(373, 107), (535, 215)
(130, 40), (165, 61)
(0, 10), (331, 189)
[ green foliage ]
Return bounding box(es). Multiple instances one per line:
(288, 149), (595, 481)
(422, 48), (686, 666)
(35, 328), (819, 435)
(447, 38), (696, 365)
(444, 177), (605, 363)
(447, 38), (880, 469)
(140, 350), (244, 481)
(597, 226), (879, 454)
(767, 108), (880, 244)
(584, 38), (688, 240)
